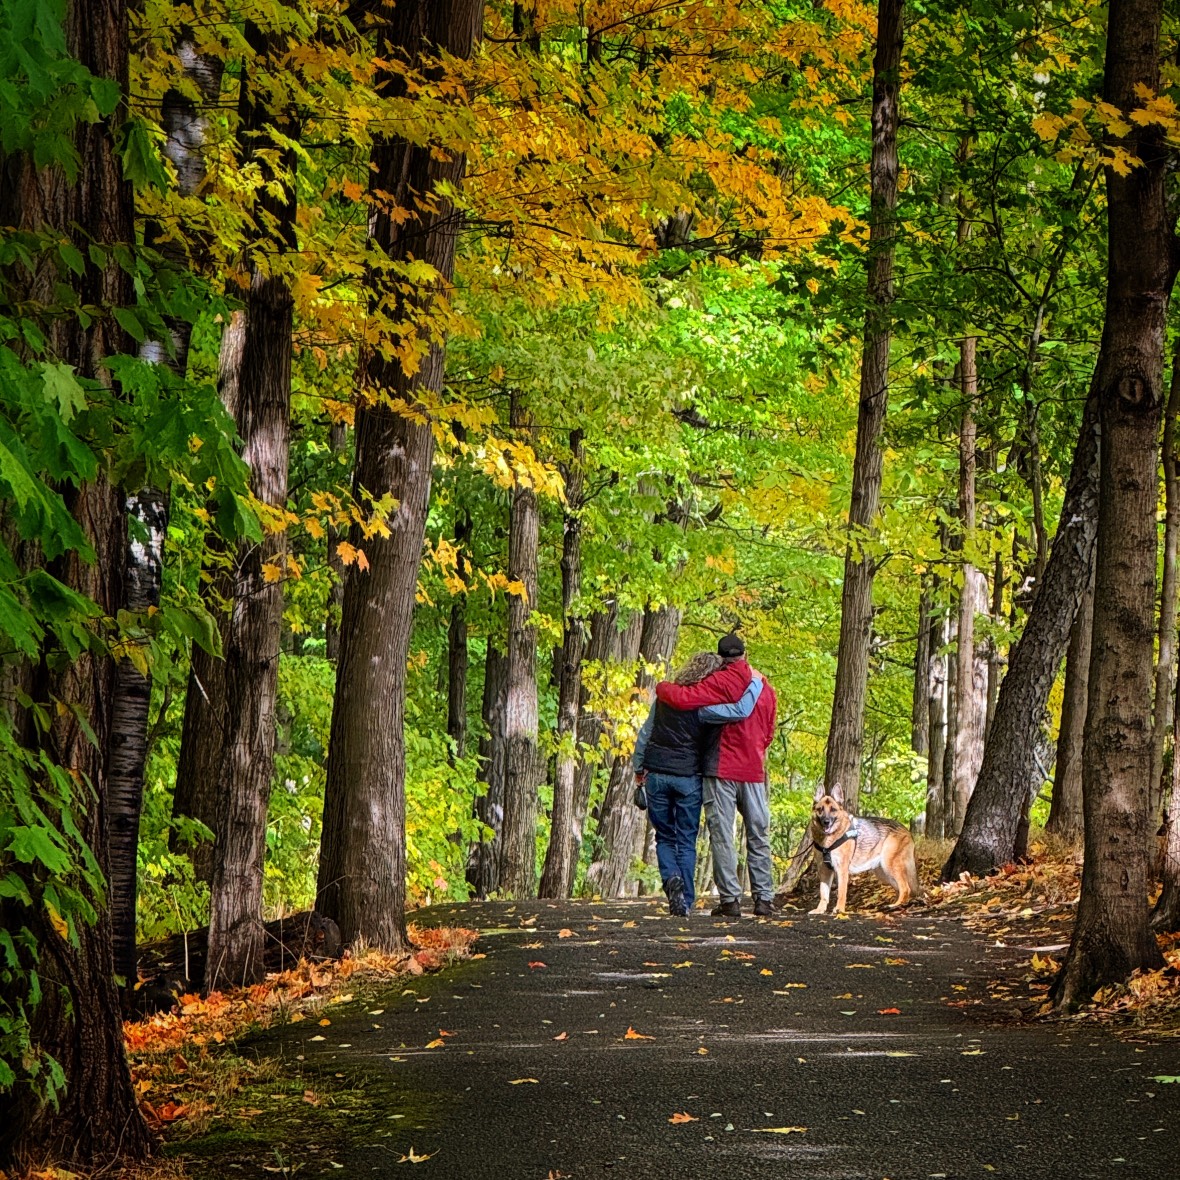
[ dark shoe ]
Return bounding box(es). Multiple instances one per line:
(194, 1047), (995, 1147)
(711, 900), (741, 918)
(665, 876), (689, 917)
(753, 897), (775, 918)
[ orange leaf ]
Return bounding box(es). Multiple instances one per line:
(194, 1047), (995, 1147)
(669, 1112), (698, 1124)
(553, 1031), (568, 1041)
(878, 1008), (901, 1015)
(528, 961), (546, 969)
(624, 1026), (654, 1040)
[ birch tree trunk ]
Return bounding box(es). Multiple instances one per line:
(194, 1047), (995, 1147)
(499, 405), (543, 897)
(586, 607), (679, 897)
(951, 337), (989, 835)
(317, 0), (484, 950)
(1054, 0), (1172, 1007)
(540, 430), (587, 897)
(106, 33), (223, 987)
(823, 0), (904, 810)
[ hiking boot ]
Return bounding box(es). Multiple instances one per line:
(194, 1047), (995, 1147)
(753, 897), (775, 918)
(665, 876), (689, 917)
(711, 900), (741, 918)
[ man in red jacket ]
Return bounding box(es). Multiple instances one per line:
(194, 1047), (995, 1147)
(655, 633), (778, 917)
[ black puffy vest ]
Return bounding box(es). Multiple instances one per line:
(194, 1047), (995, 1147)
(641, 701), (719, 777)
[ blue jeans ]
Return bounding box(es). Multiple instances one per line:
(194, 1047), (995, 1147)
(645, 772), (703, 907)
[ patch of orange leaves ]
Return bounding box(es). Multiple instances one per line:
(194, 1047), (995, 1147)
(125, 924), (477, 1129)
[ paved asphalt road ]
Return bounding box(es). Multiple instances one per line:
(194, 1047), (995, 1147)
(200, 899), (1180, 1179)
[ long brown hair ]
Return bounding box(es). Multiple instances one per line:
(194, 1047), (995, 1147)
(674, 652), (724, 686)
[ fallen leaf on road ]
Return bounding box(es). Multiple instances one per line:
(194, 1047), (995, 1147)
(751, 1126), (807, 1134)
(554, 1031), (568, 1041)
(396, 1147), (435, 1163)
(425, 1038), (445, 1049)
(885, 957), (910, 965)
(528, 961), (547, 969)
(509, 1078), (540, 1084)
(624, 1026), (655, 1040)
(319, 1018), (332, 1026)
(558, 929), (575, 938)
(878, 1008), (901, 1015)
(673, 961), (694, 968)
(845, 963), (874, 969)
(438, 1029), (454, 1037)
(885, 1051), (918, 1057)
(310, 1035), (325, 1041)
(773, 983), (807, 990)
(696, 1047), (709, 1055)
(760, 969), (773, 976)
(669, 1112), (698, 1123)
(623, 921), (636, 928)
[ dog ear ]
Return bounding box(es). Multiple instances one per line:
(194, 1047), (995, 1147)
(813, 782), (826, 802)
(830, 782), (844, 804)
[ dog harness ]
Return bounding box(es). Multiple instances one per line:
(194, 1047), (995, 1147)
(817, 823), (859, 869)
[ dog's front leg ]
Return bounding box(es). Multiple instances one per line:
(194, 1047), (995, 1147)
(809, 863), (833, 914)
(834, 869), (849, 913)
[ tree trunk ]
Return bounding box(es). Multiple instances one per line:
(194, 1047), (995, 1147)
(447, 509), (471, 760)
(203, 19), (298, 991)
(1053, 0), (1172, 1008)
(499, 408), (543, 897)
(325, 419), (348, 661)
(540, 430), (587, 897)
(950, 338), (989, 835)
(106, 37), (223, 987)
(823, 0), (904, 811)
(986, 550), (1004, 739)
(1, 0), (153, 1163)
(468, 641), (508, 897)
(106, 490), (166, 988)
(911, 583), (931, 755)
(1046, 571), (1093, 841)
(586, 607), (680, 897)
(171, 311), (246, 880)
(316, 0), (484, 950)
(943, 389), (1100, 878)
(1149, 352), (1180, 818)
(1151, 644), (1180, 929)
(925, 598), (948, 839)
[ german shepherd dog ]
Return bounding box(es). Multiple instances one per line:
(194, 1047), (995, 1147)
(809, 783), (920, 914)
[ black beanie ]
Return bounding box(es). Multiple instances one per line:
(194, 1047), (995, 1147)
(717, 632), (745, 658)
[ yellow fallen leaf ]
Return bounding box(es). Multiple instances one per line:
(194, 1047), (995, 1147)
(425, 1038), (445, 1049)
(751, 1126), (807, 1134)
(846, 963), (875, 969)
(673, 961), (695, 968)
(289, 1011), (305, 1023)
(319, 1018), (331, 1027)
(696, 1047), (709, 1055)
(760, 969), (773, 976)
(396, 1147), (435, 1163)
(509, 1078), (539, 1084)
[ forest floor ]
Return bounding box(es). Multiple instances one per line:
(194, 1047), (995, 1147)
(162, 884), (1180, 1180)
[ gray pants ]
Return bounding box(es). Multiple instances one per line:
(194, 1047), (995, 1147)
(704, 778), (774, 903)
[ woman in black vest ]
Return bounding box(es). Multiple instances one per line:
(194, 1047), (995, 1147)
(631, 652), (751, 915)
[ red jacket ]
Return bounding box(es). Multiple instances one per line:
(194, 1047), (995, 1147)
(656, 661), (776, 783)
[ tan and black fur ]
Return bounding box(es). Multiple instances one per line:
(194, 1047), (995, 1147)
(808, 783), (920, 913)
